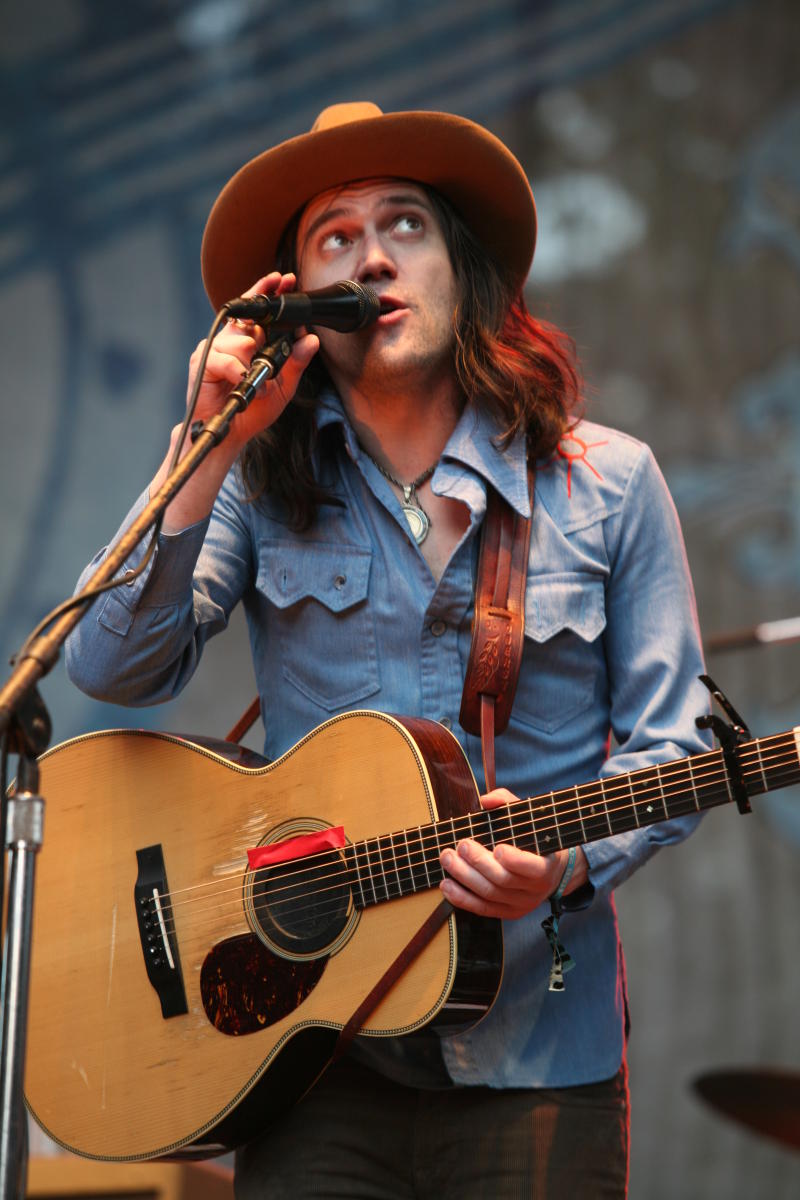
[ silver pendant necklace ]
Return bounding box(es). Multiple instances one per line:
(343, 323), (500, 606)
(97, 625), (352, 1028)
(362, 451), (438, 545)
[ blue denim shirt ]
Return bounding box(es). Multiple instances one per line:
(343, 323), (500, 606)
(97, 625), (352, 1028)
(66, 392), (710, 1089)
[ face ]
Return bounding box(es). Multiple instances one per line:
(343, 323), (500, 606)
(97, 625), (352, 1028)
(295, 179), (460, 397)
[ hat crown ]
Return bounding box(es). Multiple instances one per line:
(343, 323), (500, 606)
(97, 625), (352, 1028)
(311, 102), (384, 133)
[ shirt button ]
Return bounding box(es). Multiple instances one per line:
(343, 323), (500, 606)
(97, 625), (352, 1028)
(430, 619), (447, 637)
(333, 574), (347, 589)
(439, 717), (453, 730)
(124, 569), (136, 586)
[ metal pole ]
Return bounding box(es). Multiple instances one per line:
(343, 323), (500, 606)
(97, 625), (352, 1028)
(0, 785), (44, 1200)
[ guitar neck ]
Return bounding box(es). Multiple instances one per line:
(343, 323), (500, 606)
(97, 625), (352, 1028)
(344, 728), (800, 908)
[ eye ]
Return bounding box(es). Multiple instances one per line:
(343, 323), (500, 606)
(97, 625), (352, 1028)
(319, 230), (351, 252)
(394, 214), (423, 235)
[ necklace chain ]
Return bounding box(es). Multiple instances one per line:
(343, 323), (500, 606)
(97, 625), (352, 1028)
(362, 452), (438, 493)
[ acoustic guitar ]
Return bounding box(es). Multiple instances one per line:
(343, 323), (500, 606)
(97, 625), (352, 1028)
(23, 708), (800, 1161)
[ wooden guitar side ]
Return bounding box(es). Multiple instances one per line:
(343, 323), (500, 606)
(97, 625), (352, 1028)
(24, 711), (502, 1161)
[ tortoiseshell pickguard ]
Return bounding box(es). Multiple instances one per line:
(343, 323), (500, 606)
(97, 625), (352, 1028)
(200, 934), (327, 1036)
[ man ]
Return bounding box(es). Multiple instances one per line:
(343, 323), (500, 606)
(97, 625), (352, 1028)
(66, 103), (710, 1197)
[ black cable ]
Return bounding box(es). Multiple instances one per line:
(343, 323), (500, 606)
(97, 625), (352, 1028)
(12, 308), (230, 666)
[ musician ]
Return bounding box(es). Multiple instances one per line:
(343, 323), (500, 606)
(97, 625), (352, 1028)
(66, 103), (710, 1197)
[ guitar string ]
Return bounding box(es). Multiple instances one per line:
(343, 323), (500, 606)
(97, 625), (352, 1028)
(152, 754), (800, 944)
(149, 738), (797, 923)
(151, 747), (798, 938)
(151, 758), (800, 945)
(148, 738), (798, 929)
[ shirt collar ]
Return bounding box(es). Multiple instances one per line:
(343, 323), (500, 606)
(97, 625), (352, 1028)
(314, 388), (531, 519)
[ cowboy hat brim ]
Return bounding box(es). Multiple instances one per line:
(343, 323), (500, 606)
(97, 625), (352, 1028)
(201, 104), (536, 310)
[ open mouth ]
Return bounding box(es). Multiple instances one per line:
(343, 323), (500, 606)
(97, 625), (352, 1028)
(378, 297), (405, 315)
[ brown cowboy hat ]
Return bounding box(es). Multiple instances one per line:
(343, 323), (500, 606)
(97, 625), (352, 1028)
(201, 101), (536, 310)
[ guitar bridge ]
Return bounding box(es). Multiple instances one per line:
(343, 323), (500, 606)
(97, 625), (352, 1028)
(134, 844), (188, 1018)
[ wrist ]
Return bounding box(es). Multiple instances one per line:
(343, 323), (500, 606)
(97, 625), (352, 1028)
(550, 846), (588, 900)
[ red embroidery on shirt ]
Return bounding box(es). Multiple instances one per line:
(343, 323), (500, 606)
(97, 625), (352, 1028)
(555, 434), (607, 498)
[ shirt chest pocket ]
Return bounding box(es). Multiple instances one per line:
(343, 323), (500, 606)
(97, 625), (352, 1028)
(255, 540), (380, 712)
(512, 572), (607, 733)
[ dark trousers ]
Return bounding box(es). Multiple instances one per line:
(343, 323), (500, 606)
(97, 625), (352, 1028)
(234, 1056), (629, 1199)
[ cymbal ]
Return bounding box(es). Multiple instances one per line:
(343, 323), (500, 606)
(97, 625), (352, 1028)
(693, 1068), (800, 1151)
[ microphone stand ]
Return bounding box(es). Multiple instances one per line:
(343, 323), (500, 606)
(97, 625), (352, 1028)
(705, 616), (800, 655)
(0, 333), (293, 1200)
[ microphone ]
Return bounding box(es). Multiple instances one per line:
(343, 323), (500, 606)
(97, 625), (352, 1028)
(224, 280), (381, 332)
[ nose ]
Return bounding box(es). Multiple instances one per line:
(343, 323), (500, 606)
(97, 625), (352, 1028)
(356, 230), (397, 283)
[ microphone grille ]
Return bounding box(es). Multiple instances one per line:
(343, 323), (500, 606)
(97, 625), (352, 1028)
(340, 280), (381, 327)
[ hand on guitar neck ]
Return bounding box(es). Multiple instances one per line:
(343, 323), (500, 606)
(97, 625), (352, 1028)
(440, 788), (589, 920)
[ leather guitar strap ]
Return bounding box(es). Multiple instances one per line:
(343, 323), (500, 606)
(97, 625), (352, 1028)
(225, 471), (534, 1052)
(458, 470), (534, 791)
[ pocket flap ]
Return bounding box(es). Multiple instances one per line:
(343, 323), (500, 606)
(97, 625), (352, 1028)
(256, 540), (372, 614)
(524, 573), (606, 643)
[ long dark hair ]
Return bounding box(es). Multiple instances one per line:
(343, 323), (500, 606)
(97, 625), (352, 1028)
(240, 185), (581, 529)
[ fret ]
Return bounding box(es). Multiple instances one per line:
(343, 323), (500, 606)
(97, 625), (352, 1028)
(387, 831), (400, 895)
(510, 800), (537, 854)
(577, 784), (612, 842)
(424, 824), (446, 887)
(383, 835), (398, 902)
(753, 738), (769, 794)
(394, 828), (416, 896)
(656, 764), (669, 820)
(600, 774), (639, 835)
(635, 766), (666, 824)
(552, 797), (565, 849)
(600, 777), (614, 834)
(369, 836), (390, 903)
(489, 803), (514, 849)
(706, 753), (728, 810)
(631, 766), (663, 826)
(416, 826), (433, 890)
(532, 795), (560, 854)
(376, 835), (393, 902)
(485, 808), (497, 850)
(698, 751), (732, 812)
(553, 791), (582, 849)
(574, 787), (587, 843)
(401, 829), (418, 893)
(358, 840), (377, 906)
(344, 844), (367, 909)
(470, 808), (494, 853)
(530, 798), (542, 854)
(629, 773), (640, 827)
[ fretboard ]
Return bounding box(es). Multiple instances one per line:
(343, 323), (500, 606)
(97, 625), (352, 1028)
(343, 729), (800, 909)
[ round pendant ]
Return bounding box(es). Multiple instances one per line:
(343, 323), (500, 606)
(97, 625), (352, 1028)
(402, 503), (430, 545)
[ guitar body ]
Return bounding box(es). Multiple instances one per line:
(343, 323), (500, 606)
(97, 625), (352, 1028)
(24, 711), (502, 1162)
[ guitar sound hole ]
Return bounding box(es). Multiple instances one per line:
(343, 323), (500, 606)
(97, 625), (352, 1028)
(251, 850), (352, 957)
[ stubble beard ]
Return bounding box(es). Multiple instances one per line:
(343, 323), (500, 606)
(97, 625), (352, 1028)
(320, 315), (458, 403)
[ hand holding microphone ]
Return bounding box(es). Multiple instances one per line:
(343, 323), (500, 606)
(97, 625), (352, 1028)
(224, 279), (381, 332)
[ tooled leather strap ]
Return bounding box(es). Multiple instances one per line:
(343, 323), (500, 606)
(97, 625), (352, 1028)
(458, 470), (534, 792)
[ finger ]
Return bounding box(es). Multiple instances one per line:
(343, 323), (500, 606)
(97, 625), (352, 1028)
(438, 876), (532, 919)
(200, 348), (256, 389)
(493, 841), (559, 882)
(241, 272), (284, 298)
(219, 321), (264, 357)
(290, 331), (319, 367)
(275, 272), (297, 295)
(441, 841), (514, 894)
(479, 788), (517, 810)
(266, 332), (319, 394)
